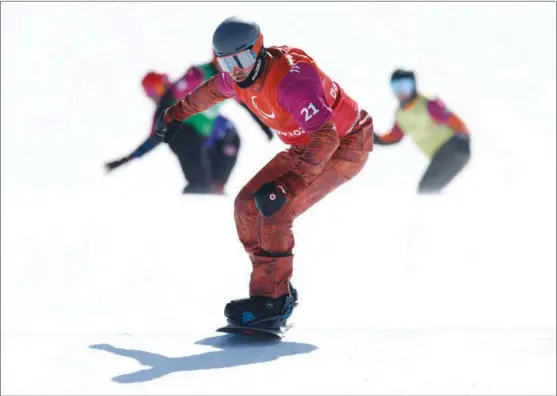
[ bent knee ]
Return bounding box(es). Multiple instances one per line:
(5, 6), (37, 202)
(334, 151), (369, 181)
(234, 188), (257, 219)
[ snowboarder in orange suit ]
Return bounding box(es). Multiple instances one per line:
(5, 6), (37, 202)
(154, 17), (374, 328)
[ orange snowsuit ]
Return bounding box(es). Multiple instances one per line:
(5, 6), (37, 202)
(164, 46), (374, 298)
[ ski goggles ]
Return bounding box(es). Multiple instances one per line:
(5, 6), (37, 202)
(215, 33), (264, 74)
(391, 78), (416, 94)
(216, 48), (259, 74)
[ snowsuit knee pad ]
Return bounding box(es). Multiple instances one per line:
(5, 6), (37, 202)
(234, 187), (295, 254)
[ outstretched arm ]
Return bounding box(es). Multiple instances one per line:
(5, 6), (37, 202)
(127, 130), (160, 159)
(374, 123), (404, 145)
(163, 73), (236, 123)
(104, 115), (161, 172)
(155, 73), (236, 143)
(104, 135), (160, 171)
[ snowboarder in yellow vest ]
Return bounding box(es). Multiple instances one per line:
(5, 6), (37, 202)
(374, 69), (471, 194)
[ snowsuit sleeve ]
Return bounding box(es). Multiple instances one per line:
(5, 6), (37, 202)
(426, 99), (469, 135)
(164, 72), (236, 123)
(125, 90), (177, 159)
(374, 123), (405, 145)
(128, 135), (159, 159)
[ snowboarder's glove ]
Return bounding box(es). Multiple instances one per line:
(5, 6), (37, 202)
(373, 133), (385, 145)
(104, 157), (130, 172)
(154, 109), (180, 143)
(253, 171), (305, 217)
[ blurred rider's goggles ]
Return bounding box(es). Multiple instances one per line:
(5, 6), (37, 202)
(391, 78), (415, 94)
(216, 48), (258, 74)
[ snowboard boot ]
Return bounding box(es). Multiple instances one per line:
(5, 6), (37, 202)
(182, 183), (214, 194)
(289, 281), (298, 306)
(224, 294), (295, 329)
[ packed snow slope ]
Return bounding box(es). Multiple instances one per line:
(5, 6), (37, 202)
(1, 2), (555, 395)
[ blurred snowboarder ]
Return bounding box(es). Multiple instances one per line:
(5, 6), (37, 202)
(374, 69), (471, 194)
(105, 60), (273, 194)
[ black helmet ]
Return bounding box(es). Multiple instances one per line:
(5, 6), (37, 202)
(212, 17), (266, 88)
(390, 69), (416, 82)
(212, 17), (261, 57)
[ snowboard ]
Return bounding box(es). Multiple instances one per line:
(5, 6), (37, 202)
(216, 323), (293, 339)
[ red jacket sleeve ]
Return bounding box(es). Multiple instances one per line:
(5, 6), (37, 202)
(375, 123), (404, 145)
(164, 73), (236, 123)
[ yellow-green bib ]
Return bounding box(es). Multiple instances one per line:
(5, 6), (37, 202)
(395, 95), (454, 158)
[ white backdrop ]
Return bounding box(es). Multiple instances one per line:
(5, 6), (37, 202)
(1, 2), (556, 395)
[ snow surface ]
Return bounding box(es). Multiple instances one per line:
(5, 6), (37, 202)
(1, 2), (556, 395)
